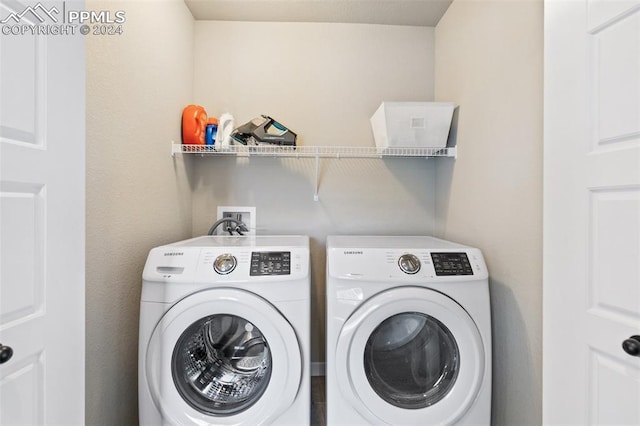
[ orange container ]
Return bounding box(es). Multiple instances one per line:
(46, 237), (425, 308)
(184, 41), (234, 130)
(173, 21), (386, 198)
(181, 105), (207, 145)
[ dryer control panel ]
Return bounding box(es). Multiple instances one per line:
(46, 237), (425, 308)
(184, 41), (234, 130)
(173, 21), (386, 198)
(326, 236), (488, 282)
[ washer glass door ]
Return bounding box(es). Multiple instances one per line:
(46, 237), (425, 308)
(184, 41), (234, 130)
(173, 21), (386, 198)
(364, 312), (459, 409)
(172, 314), (272, 416)
(145, 288), (302, 425)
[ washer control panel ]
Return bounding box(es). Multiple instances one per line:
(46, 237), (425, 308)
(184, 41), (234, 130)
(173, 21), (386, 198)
(430, 252), (473, 276)
(250, 251), (291, 276)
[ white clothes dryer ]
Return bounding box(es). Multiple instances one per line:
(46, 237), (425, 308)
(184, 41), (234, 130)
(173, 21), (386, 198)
(326, 236), (491, 425)
(139, 236), (310, 425)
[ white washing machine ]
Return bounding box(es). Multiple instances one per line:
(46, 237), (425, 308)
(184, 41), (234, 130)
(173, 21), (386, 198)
(139, 235), (310, 425)
(326, 236), (491, 425)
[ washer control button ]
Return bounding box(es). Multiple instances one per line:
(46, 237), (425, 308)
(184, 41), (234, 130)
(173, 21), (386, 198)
(398, 254), (421, 274)
(214, 254), (237, 275)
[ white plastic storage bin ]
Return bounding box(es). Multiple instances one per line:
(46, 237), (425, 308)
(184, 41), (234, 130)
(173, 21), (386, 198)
(370, 102), (456, 149)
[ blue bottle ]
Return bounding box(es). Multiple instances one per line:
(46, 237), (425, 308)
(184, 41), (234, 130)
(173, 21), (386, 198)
(205, 123), (218, 145)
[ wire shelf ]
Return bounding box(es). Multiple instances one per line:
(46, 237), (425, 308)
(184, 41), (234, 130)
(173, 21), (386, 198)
(172, 143), (457, 159)
(171, 142), (457, 201)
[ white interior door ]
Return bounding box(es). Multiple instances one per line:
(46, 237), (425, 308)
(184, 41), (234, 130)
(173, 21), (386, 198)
(0, 0), (85, 423)
(544, 0), (640, 424)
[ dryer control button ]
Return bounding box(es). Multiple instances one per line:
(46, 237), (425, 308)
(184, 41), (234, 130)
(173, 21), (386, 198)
(214, 254), (237, 275)
(398, 254), (421, 274)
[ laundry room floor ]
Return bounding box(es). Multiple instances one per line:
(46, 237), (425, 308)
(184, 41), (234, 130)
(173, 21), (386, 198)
(311, 376), (326, 426)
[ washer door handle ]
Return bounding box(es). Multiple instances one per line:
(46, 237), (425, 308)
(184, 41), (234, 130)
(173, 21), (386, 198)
(622, 335), (640, 357)
(0, 343), (13, 364)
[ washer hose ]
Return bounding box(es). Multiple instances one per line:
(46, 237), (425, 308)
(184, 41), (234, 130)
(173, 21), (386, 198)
(207, 218), (247, 236)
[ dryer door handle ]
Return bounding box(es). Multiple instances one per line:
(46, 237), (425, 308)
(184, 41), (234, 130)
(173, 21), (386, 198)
(622, 335), (640, 357)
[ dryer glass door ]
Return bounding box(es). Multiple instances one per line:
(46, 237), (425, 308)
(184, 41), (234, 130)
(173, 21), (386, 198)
(364, 312), (459, 409)
(172, 314), (272, 416)
(335, 286), (485, 425)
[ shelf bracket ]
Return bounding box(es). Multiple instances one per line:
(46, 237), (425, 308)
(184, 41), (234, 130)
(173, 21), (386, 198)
(314, 154), (320, 201)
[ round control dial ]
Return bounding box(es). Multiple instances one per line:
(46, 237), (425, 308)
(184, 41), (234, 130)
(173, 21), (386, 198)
(213, 254), (237, 275)
(398, 254), (421, 274)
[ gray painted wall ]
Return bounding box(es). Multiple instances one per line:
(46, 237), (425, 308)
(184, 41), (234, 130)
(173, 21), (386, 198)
(86, 1), (194, 423)
(434, 1), (544, 424)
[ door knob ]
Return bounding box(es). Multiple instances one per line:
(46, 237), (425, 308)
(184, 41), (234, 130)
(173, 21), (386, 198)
(622, 335), (640, 357)
(0, 343), (13, 364)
